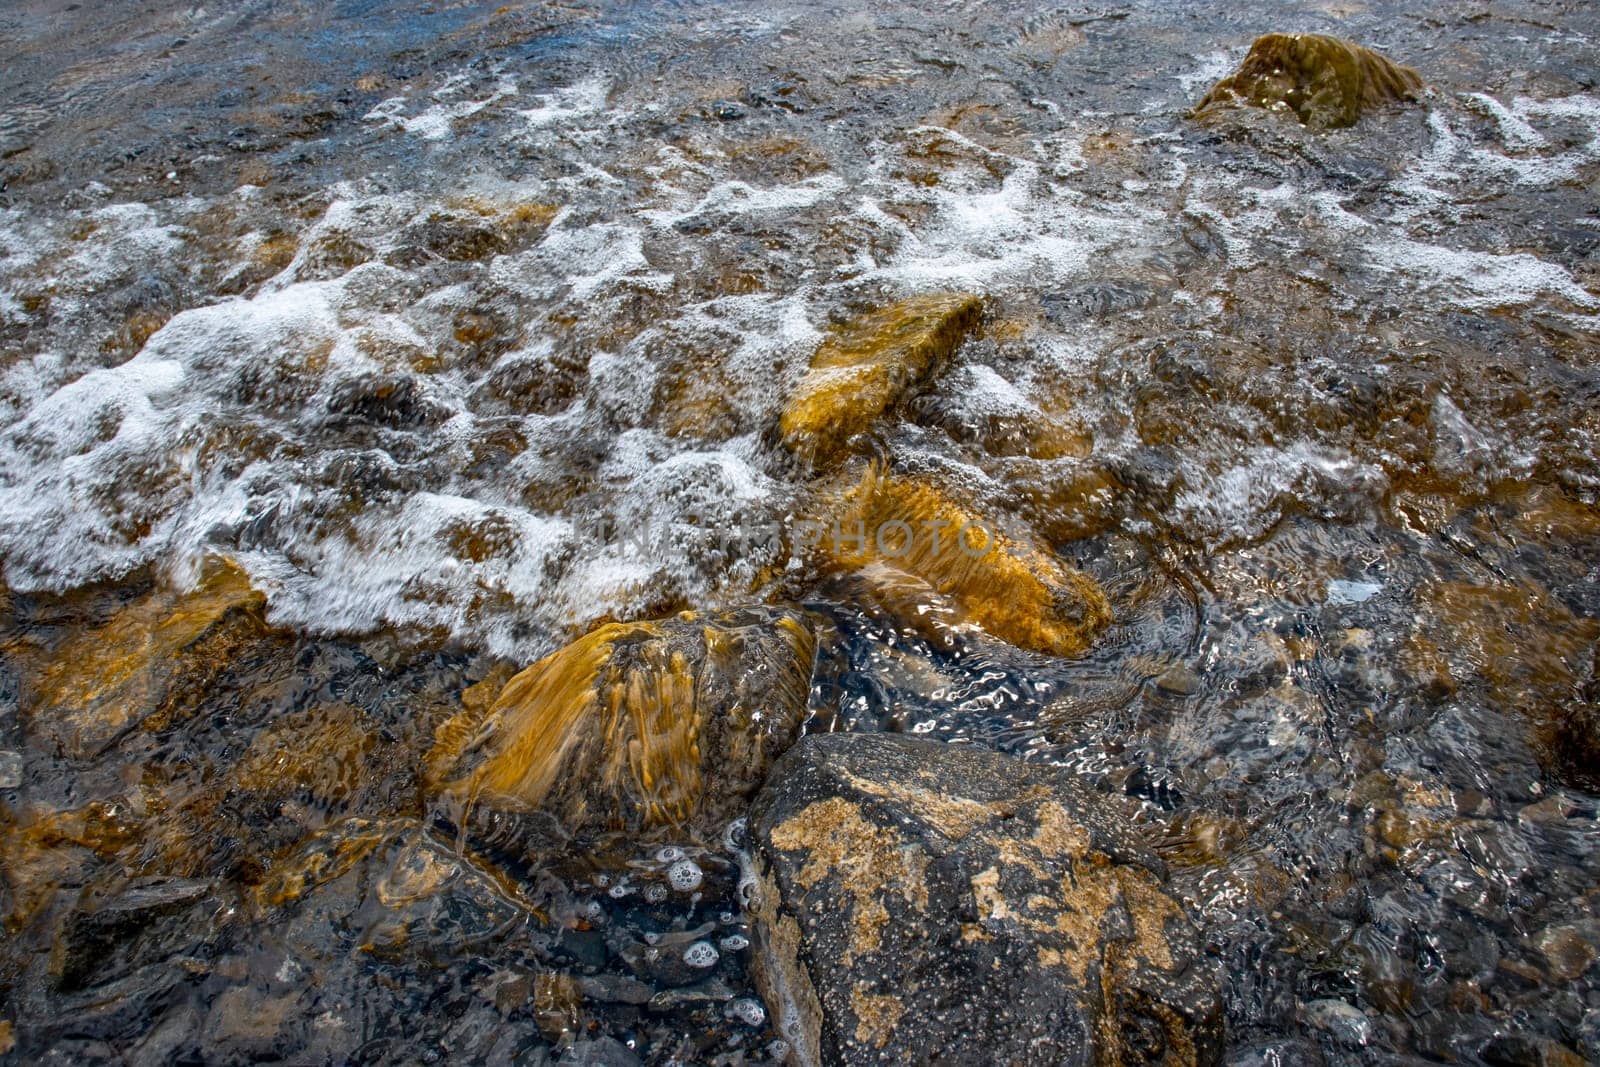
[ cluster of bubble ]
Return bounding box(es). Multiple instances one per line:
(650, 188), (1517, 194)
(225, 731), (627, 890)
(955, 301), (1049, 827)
(725, 998), (766, 1027)
(682, 941), (720, 968)
(667, 858), (704, 892)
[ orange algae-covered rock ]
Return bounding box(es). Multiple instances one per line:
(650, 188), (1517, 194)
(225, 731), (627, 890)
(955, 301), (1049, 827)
(780, 293), (982, 464)
(426, 607), (816, 836)
(817, 468), (1111, 658)
(1196, 33), (1422, 129)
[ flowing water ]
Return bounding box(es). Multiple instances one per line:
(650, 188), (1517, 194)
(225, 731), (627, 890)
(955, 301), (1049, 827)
(1, 0), (1599, 1063)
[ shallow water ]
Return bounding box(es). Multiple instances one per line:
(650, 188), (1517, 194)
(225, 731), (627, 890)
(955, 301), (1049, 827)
(1, 0), (1599, 1063)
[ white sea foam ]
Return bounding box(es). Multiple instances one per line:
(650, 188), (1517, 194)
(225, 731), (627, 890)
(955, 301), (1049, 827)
(256, 492), (576, 656)
(1174, 50), (1238, 97)
(1171, 443), (1387, 549)
(1397, 93), (1600, 204)
(861, 151), (1145, 290)
(0, 52), (1594, 658)
(366, 75), (519, 141)
(1369, 239), (1598, 312)
(519, 75), (611, 129)
(644, 175), (846, 230)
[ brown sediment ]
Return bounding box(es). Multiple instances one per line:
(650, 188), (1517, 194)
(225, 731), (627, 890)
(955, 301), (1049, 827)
(754, 734), (1222, 1065)
(440, 197), (560, 252)
(99, 309), (171, 357)
(654, 345), (748, 440)
(2, 797), (148, 930)
(1016, 463), (1121, 543)
(1501, 485), (1600, 544)
(1195, 33), (1423, 129)
(252, 817), (403, 909)
(816, 467), (1111, 657)
(779, 293), (982, 465)
(427, 608), (816, 836)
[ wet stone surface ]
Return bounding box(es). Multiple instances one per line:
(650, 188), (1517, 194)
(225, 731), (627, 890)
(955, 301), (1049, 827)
(0, 0), (1598, 1063)
(749, 732), (1224, 1065)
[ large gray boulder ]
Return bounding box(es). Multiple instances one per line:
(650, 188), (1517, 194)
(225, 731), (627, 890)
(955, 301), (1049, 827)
(747, 732), (1223, 1066)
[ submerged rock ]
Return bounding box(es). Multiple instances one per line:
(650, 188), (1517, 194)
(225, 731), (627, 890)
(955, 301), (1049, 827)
(427, 607), (816, 842)
(748, 732), (1224, 1066)
(818, 468), (1111, 658)
(1195, 33), (1422, 129)
(1406, 580), (1600, 791)
(49, 876), (216, 992)
(149, 700), (418, 880)
(780, 294), (982, 465)
(21, 560), (272, 759)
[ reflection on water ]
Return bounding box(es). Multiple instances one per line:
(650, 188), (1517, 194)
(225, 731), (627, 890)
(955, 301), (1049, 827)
(1, 0), (1598, 1062)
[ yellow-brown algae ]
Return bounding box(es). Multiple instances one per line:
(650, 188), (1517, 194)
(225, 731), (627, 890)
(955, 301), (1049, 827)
(779, 293), (982, 464)
(428, 608), (815, 835)
(21, 559), (270, 759)
(818, 468), (1111, 657)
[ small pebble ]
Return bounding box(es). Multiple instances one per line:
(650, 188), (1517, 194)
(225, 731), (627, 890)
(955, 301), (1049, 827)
(1155, 666), (1201, 697)
(0, 751), (20, 789)
(1302, 998), (1372, 1048)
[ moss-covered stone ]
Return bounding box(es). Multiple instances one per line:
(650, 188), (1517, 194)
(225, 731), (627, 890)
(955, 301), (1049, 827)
(750, 732), (1224, 1066)
(780, 294), (982, 465)
(818, 467), (1111, 658)
(426, 607), (816, 841)
(1196, 33), (1422, 129)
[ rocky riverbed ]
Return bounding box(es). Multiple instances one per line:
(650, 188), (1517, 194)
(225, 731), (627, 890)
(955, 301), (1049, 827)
(2, 1), (1599, 1064)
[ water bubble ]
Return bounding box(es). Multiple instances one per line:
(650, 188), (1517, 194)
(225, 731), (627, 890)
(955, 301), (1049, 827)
(607, 881), (635, 899)
(723, 817), (748, 851)
(579, 900), (604, 920)
(643, 882), (669, 904)
(682, 941), (719, 968)
(726, 997), (766, 1027)
(655, 845), (685, 864)
(668, 859), (703, 891)
(737, 869), (760, 908)
(593, 872), (611, 888)
(768, 1039), (791, 1060)
(719, 933), (750, 952)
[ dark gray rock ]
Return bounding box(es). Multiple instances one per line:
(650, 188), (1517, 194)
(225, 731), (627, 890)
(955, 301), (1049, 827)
(748, 732), (1224, 1066)
(50, 876), (216, 992)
